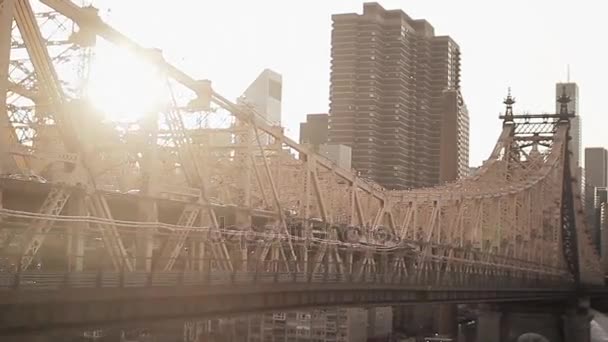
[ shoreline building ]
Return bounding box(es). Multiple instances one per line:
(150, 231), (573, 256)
(328, 2), (469, 190)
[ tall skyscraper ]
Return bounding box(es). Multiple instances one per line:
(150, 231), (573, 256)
(601, 202), (608, 272)
(585, 148), (608, 189)
(584, 148), (607, 250)
(555, 82), (581, 167)
(328, 2), (469, 190)
(239, 68), (283, 126)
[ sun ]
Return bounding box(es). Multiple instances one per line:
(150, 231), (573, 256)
(86, 41), (168, 122)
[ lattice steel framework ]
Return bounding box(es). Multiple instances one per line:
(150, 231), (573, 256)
(0, 0), (603, 287)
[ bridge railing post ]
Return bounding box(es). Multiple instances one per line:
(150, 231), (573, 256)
(12, 257), (22, 290)
(307, 267), (312, 283)
(274, 262), (279, 283)
(119, 260), (125, 288)
(253, 259), (258, 284)
(146, 265), (153, 287)
(206, 258), (212, 284)
(62, 270), (70, 289)
(178, 262), (185, 286)
(96, 264), (102, 288)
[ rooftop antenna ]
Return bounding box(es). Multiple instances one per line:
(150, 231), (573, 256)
(567, 64), (570, 83)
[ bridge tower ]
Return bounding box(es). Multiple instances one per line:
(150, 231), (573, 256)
(475, 89), (597, 342)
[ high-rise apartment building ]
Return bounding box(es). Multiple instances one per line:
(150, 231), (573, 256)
(585, 147), (608, 245)
(328, 2), (469, 190)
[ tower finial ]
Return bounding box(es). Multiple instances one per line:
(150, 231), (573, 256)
(503, 87), (515, 122)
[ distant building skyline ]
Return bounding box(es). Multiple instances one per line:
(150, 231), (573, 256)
(96, 0), (608, 167)
(327, 2), (469, 190)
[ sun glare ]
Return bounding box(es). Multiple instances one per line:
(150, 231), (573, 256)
(86, 42), (168, 122)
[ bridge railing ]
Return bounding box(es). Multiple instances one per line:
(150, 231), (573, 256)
(0, 258), (572, 291)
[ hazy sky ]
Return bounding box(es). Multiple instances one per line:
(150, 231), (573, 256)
(90, 0), (607, 166)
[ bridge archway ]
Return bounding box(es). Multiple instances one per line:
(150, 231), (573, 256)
(516, 332), (550, 342)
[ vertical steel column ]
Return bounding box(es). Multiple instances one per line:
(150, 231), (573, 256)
(0, 0), (15, 174)
(66, 190), (85, 271)
(136, 198), (157, 271)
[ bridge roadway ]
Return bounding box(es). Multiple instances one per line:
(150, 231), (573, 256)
(0, 267), (603, 335)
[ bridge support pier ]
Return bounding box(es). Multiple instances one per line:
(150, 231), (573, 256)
(562, 310), (592, 342)
(476, 307), (501, 341)
(436, 303), (458, 337)
(475, 303), (592, 342)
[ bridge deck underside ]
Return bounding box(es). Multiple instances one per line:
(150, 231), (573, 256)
(0, 279), (578, 335)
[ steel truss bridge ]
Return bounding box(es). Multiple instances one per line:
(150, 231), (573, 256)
(0, 0), (606, 335)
